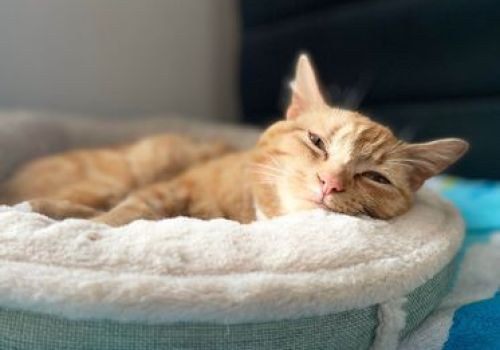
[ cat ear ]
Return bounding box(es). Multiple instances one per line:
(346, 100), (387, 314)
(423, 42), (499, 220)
(286, 54), (327, 120)
(402, 138), (469, 190)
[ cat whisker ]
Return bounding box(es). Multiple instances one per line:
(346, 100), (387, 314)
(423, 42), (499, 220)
(254, 174), (285, 186)
(251, 169), (284, 183)
(252, 171), (282, 180)
(250, 164), (289, 178)
(386, 162), (413, 168)
(255, 179), (277, 185)
(254, 170), (282, 178)
(252, 156), (288, 179)
(268, 155), (285, 169)
(250, 169), (286, 181)
(250, 162), (284, 173)
(387, 157), (426, 164)
(387, 158), (431, 167)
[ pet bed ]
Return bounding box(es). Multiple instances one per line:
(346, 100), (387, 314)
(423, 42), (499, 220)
(0, 111), (465, 350)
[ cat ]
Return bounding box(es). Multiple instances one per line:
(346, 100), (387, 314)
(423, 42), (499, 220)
(93, 54), (468, 225)
(0, 134), (233, 219)
(1, 54), (468, 225)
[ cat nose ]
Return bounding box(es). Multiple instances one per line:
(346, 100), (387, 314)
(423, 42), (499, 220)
(318, 172), (345, 194)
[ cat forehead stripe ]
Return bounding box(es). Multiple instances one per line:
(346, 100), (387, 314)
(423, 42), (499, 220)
(327, 124), (356, 160)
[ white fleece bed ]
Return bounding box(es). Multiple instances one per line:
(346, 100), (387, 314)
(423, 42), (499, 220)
(0, 112), (465, 349)
(0, 188), (462, 324)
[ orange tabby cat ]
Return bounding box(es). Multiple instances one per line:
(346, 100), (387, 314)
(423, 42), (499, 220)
(93, 55), (468, 225)
(1, 55), (468, 225)
(0, 134), (233, 219)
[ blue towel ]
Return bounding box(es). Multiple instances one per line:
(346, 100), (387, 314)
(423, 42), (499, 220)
(444, 292), (500, 350)
(401, 176), (500, 349)
(427, 176), (500, 231)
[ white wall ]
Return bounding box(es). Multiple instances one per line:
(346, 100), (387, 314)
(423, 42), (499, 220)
(0, 0), (240, 121)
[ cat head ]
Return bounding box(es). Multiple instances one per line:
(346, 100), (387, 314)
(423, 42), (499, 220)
(251, 54), (468, 219)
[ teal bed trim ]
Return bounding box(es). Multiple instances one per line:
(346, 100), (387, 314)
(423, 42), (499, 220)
(0, 260), (456, 350)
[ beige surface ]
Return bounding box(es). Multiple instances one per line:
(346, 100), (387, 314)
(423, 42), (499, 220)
(0, 1), (240, 120)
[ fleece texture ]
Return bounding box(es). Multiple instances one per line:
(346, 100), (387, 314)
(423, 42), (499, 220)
(0, 188), (463, 324)
(0, 111), (464, 326)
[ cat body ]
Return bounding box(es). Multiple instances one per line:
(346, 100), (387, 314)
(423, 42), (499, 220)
(0, 55), (468, 225)
(1, 134), (233, 219)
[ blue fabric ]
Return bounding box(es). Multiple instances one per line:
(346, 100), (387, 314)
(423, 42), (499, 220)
(444, 292), (500, 350)
(427, 176), (500, 231)
(424, 176), (500, 349)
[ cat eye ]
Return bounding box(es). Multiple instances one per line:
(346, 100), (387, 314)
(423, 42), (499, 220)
(308, 131), (327, 153)
(362, 171), (391, 185)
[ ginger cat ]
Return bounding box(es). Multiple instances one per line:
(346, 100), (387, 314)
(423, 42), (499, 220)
(1, 55), (468, 226)
(0, 135), (233, 219)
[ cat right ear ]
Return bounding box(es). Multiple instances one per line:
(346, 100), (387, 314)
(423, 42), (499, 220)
(286, 54), (327, 120)
(402, 138), (469, 191)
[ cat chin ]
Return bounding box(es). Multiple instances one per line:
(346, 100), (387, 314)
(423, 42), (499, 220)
(280, 196), (356, 216)
(279, 189), (339, 214)
(297, 202), (349, 216)
(292, 199), (329, 213)
(308, 200), (329, 211)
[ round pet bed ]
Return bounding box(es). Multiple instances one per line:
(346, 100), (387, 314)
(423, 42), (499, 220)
(0, 112), (464, 350)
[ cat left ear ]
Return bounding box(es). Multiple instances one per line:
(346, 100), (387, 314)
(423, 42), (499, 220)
(402, 138), (469, 191)
(286, 54), (327, 120)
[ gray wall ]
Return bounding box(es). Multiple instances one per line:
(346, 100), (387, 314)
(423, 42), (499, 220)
(0, 0), (240, 121)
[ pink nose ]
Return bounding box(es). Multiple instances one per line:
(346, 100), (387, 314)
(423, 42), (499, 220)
(318, 173), (344, 194)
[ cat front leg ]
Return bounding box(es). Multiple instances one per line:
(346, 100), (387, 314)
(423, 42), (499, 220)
(29, 199), (103, 219)
(93, 180), (189, 226)
(92, 196), (162, 226)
